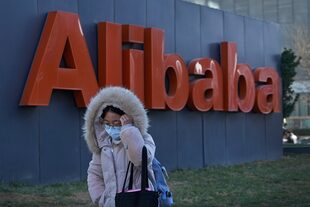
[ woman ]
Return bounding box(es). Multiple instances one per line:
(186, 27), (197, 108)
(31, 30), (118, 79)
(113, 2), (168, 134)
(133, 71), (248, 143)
(84, 86), (156, 207)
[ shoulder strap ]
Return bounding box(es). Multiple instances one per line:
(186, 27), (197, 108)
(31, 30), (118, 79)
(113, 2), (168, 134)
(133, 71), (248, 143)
(129, 162), (134, 189)
(141, 146), (149, 190)
(122, 161), (133, 192)
(122, 146), (149, 192)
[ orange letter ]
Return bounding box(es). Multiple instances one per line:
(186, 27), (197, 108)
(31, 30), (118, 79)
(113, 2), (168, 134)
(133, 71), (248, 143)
(20, 11), (99, 107)
(187, 58), (224, 111)
(122, 25), (145, 103)
(163, 54), (189, 111)
(254, 67), (281, 113)
(221, 42), (255, 112)
(144, 28), (165, 109)
(145, 28), (188, 111)
(98, 22), (122, 87)
(235, 64), (256, 112)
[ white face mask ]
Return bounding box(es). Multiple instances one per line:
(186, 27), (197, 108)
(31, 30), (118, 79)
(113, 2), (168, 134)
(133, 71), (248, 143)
(104, 124), (121, 141)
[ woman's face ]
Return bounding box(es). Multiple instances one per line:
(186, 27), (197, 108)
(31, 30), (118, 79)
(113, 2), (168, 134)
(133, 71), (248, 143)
(102, 111), (122, 127)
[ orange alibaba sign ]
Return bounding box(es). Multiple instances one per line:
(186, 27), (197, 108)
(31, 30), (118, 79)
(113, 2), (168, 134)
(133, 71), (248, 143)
(20, 11), (280, 114)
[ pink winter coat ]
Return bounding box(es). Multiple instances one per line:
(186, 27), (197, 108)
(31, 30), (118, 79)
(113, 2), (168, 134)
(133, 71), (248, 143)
(84, 87), (156, 207)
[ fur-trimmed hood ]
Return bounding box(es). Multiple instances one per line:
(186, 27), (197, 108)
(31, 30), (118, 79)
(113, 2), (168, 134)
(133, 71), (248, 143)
(83, 86), (149, 154)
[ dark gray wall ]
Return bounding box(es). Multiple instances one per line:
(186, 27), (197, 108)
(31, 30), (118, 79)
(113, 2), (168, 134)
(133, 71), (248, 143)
(0, 0), (282, 184)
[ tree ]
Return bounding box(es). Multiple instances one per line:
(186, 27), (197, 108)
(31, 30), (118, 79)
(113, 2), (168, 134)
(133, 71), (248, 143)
(291, 26), (310, 72)
(281, 48), (301, 118)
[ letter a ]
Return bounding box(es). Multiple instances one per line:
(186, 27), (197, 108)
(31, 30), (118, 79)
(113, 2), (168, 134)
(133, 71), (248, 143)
(20, 11), (99, 107)
(254, 67), (280, 114)
(187, 58), (224, 111)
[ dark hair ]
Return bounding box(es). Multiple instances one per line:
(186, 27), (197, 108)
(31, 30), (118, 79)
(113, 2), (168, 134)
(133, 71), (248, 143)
(100, 105), (125, 119)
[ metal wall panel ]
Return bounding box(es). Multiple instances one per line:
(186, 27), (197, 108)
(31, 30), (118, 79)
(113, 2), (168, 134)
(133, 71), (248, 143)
(146, 0), (177, 170)
(175, 1), (203, 169)
(38, 0), (78, 13)
(148, 111), (178, 170)
(147, 0), (178, 170)
(78, 0), (114, 74)
(226, 113), (247, 164)
(266, 113), (283, 159)
(200, 7), (226, 166)
(264, 21), (282, 160)
(264, 22), (281, 73)
(39, 91), (80, 184)
(223, 13), (245, 62)
(223, 11), (247, 165)
(0, 0), (40, 183)
(243, 17), (266, 162)
(177, 110), (204, 168)
(80, 110), (91, 179)
(200, 7), (224, 61)
(245, 18), (264, 68)
(175, 0), (201, 62)
(146, 0), (175, 53)
(244, 113), (267, 161)
(204, 112), (227, 166)
(37, 0), (78, 27)
(115, 0), (146, 26)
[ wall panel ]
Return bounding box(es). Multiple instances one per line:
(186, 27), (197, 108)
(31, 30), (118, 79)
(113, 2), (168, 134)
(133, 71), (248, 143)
(115, 0), (146, 26)
(176, 0), (201, 62)
(245, 113), (267, 161)
(245, 18), (264, 68)
(226, 113), (247, 164)
(78, 0), (114, 74)
(204, 112), (227, 166)
(148, 111), (178, 170)
(177, 110), (204, 168)
(223, 13), (245, 62)
(39, 91), (80, 184)
(201, 7), (224, 61)
(175, 1), (203, 169)
(264, 21), (282, 160)
(0, 0), (40, 183)
(146, 0), (175, 53)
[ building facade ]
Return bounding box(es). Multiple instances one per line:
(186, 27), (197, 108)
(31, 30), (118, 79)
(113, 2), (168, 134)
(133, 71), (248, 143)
(0, 0), (282, 184)
(184, 0), (310, 131)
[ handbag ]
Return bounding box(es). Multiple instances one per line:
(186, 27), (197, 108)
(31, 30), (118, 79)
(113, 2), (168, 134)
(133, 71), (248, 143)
(115, 146), (159, 207)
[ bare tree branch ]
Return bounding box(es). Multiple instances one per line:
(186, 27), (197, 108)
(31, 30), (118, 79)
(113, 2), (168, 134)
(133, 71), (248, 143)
(290, 26), (310, 75)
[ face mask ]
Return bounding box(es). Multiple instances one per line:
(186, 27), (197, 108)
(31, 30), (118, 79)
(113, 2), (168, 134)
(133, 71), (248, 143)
(104, 124), (121, 141)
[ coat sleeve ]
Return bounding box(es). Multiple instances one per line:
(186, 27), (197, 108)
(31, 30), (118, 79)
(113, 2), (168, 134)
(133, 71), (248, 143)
(87, 153), (105, 204)
(120, 125), (156, 166)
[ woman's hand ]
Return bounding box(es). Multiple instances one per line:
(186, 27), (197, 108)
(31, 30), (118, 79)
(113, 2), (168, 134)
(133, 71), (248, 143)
(120, 114), (133, 126)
